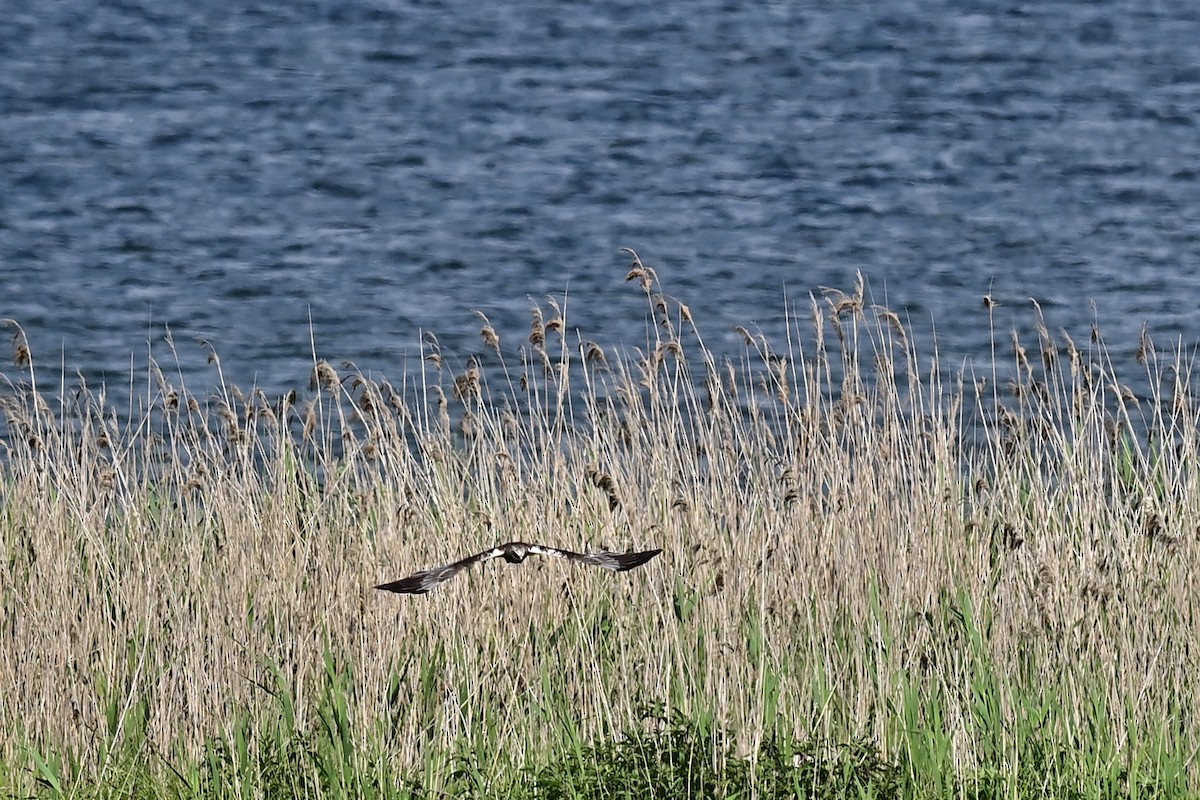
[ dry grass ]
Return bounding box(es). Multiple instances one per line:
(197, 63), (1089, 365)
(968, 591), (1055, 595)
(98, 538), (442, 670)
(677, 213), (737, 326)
(1, 256), (1198, 794)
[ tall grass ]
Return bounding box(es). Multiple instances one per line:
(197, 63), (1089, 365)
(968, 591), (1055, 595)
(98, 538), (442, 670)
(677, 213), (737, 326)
(2, 254), (1198, 797)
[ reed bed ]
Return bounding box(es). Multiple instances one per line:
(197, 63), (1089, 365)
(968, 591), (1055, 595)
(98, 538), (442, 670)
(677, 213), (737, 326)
(1, 255), (1198, 797)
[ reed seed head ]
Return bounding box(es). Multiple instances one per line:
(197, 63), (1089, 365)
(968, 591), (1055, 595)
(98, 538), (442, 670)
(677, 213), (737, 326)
(1136, 322), (1149, 366)
(529, 307), (546, 347)
(11, 332), (31, 368)
(544, 298), (565, 336)
(622, 248), (655, 293)
(582, 342), (608, 368)
(310, 360), (340, 392)
(473, 312), (500, 353)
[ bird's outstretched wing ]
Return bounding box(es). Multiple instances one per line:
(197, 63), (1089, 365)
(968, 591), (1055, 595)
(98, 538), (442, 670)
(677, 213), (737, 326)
(374, 546), (505, 595)
(526, 543), (663, 572)
(376, 542), (661, 595)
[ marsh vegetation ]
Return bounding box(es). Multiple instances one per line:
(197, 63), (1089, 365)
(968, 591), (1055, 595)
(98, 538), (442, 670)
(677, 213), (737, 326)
(2, 254), (1197, 797)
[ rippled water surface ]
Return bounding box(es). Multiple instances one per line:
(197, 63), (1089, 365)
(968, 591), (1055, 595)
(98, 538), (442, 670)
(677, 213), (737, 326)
(3, 0), (1199, 399)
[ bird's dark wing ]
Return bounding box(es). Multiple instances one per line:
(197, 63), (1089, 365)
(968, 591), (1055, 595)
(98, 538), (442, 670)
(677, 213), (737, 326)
(527, 544), (662, 572)
(375, 546), (505, 595)
(375, 543), (661, 594)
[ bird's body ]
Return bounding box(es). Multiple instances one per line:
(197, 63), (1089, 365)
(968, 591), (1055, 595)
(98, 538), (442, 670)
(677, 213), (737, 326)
(375, 541), (661, 595)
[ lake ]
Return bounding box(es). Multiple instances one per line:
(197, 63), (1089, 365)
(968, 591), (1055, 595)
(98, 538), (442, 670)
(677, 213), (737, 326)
(2, 0), (1199, 406)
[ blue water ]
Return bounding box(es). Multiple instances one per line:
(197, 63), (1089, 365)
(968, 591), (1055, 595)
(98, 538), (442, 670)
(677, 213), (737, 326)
(2, 0), (1199, 402)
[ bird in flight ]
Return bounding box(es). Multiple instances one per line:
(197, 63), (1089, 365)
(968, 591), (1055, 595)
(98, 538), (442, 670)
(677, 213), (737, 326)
(375, 541), (662, 595)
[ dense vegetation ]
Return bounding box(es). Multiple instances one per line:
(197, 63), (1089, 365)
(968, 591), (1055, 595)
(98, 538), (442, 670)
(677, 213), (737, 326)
(2, 255), (1197, 797)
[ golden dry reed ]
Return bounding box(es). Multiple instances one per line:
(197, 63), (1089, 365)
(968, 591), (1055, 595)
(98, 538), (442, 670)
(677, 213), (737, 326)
(1, 256), (1198, 792)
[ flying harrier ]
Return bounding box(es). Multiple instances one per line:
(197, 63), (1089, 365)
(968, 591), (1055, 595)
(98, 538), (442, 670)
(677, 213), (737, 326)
(375, 541), (662, 595)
